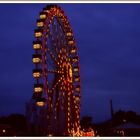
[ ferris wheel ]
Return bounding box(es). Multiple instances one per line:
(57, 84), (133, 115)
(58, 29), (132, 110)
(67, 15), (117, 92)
(32, 5), (81, 136)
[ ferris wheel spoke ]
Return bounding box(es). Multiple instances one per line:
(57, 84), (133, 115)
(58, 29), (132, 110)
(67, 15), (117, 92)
(52, 17), (64, 41)
(48, 33), (65, 64)
(48, 36), (67, 64)
(55, 17), (69, 55)
(52, 19), (66, 50)
(49, 32), (65, 56)
(55, 19), (66, 45)
(49, 76), (63, 94)
(48, 69), (63, 74)
(52, 18), (58, 37)
(57, 18), (70, 51)
(49, 19), (66, 53)
(59, 78), (72, 94)
(47, 47), (60, 67)
(48, 35), (58, 55)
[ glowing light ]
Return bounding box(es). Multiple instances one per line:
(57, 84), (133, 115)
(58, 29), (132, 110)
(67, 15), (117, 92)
(48, 134), (53, 137)
(66, 32), (72, 37)
(36, 101), (45, 107)
(75, 106), (78, 109)
(43, 8), (50, 13)
(33, 72), (41, 78)
(75, 96), (80, 101)
(35, 32), (42, 38)
(75, 77), (80, 82)
(2, 129), (6, 133)
(33, 44), (42, 50)
(72, 56), (78, 63)
(74, 67), (78, 72)
(32, 57), (41, 63)
(40, 12), (46, 19)
(75, 87), (80, 92)
(68, 40), (74, 45)
(58, 13), (63, 17)
(69, 68), (72, 78)
(71, 48), (76, 53)
(34, 87), (43, 92)
(61, 18), (66, 23)
(58, 54), (61, 58)
(37, 21), (44, 27)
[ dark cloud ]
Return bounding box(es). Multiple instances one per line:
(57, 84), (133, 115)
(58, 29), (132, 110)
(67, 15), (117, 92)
(0, 4), (140, 122)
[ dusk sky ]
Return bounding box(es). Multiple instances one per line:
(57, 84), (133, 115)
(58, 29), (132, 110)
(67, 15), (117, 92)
(0, 4), (140, 123)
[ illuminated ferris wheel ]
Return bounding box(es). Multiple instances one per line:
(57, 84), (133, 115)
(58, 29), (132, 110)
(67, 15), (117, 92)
(32, 5), (81, 136)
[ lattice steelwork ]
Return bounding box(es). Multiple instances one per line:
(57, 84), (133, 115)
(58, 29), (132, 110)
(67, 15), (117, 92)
(32, 5), (81, 136)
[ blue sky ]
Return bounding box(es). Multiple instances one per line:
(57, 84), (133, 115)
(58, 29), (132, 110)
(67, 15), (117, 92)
(0, 4), (140, 122)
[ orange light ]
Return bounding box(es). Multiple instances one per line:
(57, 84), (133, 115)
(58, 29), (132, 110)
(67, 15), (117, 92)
(72, 56), (78, 63)
(36, 101), (45, 107)
(33, 72), (41, 78)
(69, 68), (72, 78)
(68, 40), (74, 45)
(71, 48), (76, 53)
(61, 18), (66, 23)
(75, 87), (80, 92)
(66, 32), (72, 37)
(74, 67), (78, 72)
(43, 9), (50, 13)
(35, 31), (42, 38)
(37, 21), (44, 27)
(75, 77), (80, 82)
(33, 44), (42, 50)
(34, 87), (43, 92)
(40, 13), (46, 19)
(75, 106), (78, 109)
(35, 29), (43, 38)
(75, 96), (80, 101)
(32, 57), (41, 63)
(58, 13), (63, 17)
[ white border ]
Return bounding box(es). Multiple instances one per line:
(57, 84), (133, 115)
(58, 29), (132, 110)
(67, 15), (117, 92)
(0, 137), (140, 139)
(0, 1), (140, 3)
